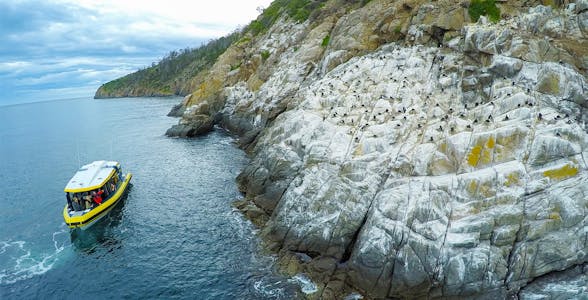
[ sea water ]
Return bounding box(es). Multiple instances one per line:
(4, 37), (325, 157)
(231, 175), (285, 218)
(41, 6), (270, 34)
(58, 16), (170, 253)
(0, 97), (300, 299)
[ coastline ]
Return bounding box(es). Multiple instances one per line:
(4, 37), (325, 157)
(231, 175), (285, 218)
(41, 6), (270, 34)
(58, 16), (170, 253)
(102, 0), (588, 298)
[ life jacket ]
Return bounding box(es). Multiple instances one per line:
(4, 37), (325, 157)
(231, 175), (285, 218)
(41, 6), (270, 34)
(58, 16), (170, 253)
(94, 192), (103, 204)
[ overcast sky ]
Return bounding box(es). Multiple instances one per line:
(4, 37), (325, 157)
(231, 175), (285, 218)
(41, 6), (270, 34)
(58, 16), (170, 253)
(0, 0), (273, 105)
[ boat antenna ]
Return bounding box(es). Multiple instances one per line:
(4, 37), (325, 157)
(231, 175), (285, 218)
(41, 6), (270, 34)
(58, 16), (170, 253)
(76, 139), (81, 167)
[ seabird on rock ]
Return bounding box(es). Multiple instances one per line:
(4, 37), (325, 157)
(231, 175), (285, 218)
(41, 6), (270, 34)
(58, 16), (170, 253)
(430, 136), (434, 142)
(504, 115), (509, 121)
(467, 124), (472, 129)
(538, 113), (543, 120)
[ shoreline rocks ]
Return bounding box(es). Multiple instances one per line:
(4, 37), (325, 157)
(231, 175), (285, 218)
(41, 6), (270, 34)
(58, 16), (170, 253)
(163, 1), (587, 298)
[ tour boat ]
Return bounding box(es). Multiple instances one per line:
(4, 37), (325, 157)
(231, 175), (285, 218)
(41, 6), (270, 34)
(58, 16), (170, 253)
(63, 160), (132, 230)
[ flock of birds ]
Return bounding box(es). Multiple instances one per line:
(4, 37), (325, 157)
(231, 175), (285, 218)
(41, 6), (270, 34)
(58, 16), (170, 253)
(300, 48), (577, 148)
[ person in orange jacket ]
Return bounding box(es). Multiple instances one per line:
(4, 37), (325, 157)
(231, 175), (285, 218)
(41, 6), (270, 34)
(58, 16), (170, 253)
(93, 189), (103, 206)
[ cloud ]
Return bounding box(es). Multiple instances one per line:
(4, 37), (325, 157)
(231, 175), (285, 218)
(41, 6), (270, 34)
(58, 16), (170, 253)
(0, 0), (273, 104)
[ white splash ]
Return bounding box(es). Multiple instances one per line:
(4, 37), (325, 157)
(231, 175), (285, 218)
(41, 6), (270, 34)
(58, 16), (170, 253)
(253, 278), (287, 298)
(289, 273), (318, 294)
(0, 228), (70, 285)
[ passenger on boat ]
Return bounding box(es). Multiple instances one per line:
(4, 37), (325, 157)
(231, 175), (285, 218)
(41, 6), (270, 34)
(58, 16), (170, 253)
(83, 193), (93, 209)
(66, 193), (73, 210)
(110, 182), (116, 192)
(93, 190), (103, 205)
(72, 195), (82, 211)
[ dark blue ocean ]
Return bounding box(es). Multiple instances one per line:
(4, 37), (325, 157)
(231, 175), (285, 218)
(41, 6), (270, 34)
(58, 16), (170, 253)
(0, 97), (303, 299)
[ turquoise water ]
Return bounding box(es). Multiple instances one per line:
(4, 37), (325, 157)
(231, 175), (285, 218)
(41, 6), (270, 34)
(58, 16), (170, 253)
(0, 97), (299, 299)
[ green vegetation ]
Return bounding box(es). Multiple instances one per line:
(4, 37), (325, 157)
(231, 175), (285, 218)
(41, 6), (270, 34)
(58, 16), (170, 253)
(99, 0), (331, 97)
(98, 31), (241, 96)
(261, 50), (271, 61)
(361, 0), (373, 6)
(246, 0), (328, 36)
(468, 0), (501, 23)
(321, 34), (330, 47)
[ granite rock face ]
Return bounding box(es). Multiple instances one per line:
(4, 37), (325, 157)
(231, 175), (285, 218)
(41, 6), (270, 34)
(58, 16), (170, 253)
(170, 1), (588, 298)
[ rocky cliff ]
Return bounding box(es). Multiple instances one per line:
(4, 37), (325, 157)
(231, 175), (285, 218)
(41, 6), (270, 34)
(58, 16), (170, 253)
(108, 0), (588, 298)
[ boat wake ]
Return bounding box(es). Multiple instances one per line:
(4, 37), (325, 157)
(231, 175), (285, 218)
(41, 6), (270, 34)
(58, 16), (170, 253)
(0, 227), (70, 285)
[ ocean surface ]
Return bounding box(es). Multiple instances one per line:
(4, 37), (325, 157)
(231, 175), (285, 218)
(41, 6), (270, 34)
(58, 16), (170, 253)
(0, 97), (305, 299)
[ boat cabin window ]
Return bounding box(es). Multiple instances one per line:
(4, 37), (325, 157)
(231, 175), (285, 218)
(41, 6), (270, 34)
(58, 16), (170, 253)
(66, 169), (121, 212)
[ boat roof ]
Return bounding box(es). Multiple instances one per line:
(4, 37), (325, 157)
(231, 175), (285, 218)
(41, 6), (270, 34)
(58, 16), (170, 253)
(64, 160), (120, 193)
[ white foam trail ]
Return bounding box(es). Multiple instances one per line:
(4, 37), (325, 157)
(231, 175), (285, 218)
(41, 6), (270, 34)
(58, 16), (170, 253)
(289, 273), (318, 294)
(343, 292), (364, 300)
(0, 227), (70, 285)
(253, 278), (287, 298)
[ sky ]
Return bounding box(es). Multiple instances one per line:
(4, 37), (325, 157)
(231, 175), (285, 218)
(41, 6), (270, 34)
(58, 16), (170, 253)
(0, 0), (273, 105)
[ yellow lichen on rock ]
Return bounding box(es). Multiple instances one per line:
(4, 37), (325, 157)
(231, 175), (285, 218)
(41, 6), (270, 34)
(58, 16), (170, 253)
(543, 164), (578, 180)
(466, 179), (478, 195)
(467, 145), (483, 167)
(504, 172), (520, 187)
(353, 144), (363, 157)
(486, 137), (495, 149)
(467, 137), (496, 167)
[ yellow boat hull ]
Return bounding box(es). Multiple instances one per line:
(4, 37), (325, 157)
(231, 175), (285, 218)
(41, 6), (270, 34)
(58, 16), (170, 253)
(63, 173), (132, 230)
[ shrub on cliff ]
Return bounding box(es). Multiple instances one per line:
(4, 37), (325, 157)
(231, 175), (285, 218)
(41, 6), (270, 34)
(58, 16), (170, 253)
(469, 0), (501, 23)
(247, 0), (327, 35)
